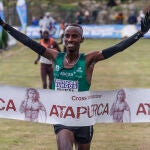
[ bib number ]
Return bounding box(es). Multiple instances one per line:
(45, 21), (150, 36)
(55, 79), (78, 92)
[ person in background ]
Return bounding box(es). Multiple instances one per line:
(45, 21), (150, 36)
(42, 12), (55, 30)
(47, 22), (56, 37)
(128, 11), (137, 24)
(114, 11), (125, 24)
(45, 12), (55, 25)
(39, 12), (55, 38)
(137, 10), (145, 25)
(34, 29), (61, 89)
(0, 11), (150, 150)
(83, 10), (90, 24)
(31, 16), (39, 26)
(75, 11), (83, 24)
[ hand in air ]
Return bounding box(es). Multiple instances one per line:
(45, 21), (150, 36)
(141, 11), (150, 34)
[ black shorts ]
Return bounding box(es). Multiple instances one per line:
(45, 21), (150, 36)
(53, 124), (93, 144)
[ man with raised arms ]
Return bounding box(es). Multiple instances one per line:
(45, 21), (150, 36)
(0, 12), (150, 150)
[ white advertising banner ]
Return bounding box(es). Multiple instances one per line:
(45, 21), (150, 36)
(0, 85), (150, 126)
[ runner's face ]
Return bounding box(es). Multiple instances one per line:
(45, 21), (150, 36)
(64, 26), (83, 53)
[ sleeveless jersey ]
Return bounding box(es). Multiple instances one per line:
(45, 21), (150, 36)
(52, 53), (90, 91)
(39, 38), (54, 64)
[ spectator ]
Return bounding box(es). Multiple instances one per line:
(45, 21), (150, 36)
(137, 10), (145, 24)
(92, 8), (98, 23)
(83, 10), (90, 24)
(114, 12), (125, 24)
(97, 5), (109, 24)
(39, 12), (55, 38)
(128, 11), (137, 24)
(75, 11), (83, 24)
(44, 12), (55, 25)
(31, 16), (39, 26)
(47, 22), (56, 37)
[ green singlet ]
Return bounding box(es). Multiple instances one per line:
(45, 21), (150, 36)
(52, 53), (90, 91)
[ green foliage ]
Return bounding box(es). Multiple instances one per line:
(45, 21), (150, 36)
(57, 3), (77, 11)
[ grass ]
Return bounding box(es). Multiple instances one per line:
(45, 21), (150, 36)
(1, 39), (150, 149)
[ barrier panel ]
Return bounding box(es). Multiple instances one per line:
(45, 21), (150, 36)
(22, 24), (150, 39)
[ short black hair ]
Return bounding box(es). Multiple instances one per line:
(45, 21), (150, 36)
(65, 23), (83, 35)
(65, 23), (83, 30)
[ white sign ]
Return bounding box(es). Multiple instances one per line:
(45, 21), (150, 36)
(1, 85), (150, 126)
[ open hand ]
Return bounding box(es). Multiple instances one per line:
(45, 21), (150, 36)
(141, 11), (150, 34)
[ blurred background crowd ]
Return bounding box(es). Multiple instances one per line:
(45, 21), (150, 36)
(4, 0), (150, 26)
(0, 0), (150, 51)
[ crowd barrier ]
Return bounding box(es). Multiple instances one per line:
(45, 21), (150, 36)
(6, 24), (150, 51)
(22, 24), (150, 39)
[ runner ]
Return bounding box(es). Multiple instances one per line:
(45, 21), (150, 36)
(0, 12), (150, 150)
(34, 29), (61, 89)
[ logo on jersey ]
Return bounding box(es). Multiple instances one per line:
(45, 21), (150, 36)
(56, 65), (60, 71)
(76, 67), (83, 73)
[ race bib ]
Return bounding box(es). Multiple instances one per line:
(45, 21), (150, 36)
(55, 79), (78, 92)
